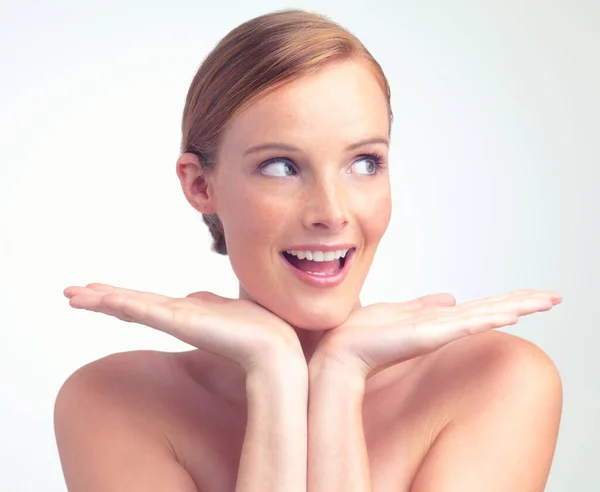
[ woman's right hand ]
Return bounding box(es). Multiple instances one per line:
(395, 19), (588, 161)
(63, 283), (305, 375)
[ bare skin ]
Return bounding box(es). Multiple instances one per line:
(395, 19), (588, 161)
(54, 321), (562, 492)
(55, 286), (562, 491)
(55, 59), (563, 491)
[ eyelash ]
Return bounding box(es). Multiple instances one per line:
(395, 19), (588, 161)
(258, 152), (387, 176)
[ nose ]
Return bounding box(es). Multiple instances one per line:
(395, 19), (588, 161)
(302, 177), (349, 233)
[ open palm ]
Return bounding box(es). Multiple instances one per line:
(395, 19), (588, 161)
(313, 289), (562, 379)
(64, 283), (304, 373)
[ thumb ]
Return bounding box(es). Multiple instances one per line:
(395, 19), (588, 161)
(420, 293), (456, 306)
(398, 293), (456, 311)
(185, 291), (230, 303)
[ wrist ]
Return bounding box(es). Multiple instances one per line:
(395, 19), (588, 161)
(247, 355), (308, 395)
(247, 337), (307, 373)
(308, 353), (366, 395)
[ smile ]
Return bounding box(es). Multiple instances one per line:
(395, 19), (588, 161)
(279, 248), (356, 288)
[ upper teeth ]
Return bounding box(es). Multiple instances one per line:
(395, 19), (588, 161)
(285, 248), (350, 262)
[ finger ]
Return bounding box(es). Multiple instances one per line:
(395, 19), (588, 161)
(427, 295), (557, 359)
(66, 289), (214, 349)
(422, 312), (519, 349)
(86, 283), (173, 304)
(454, 289), (560, 312)
(186, 291), (231, 304)
(67, 288), (105, 309)
(67, 289), (138, 323)
(429, 294), (554, 325)
(370, 311), (520, 366)
(66, 287), (159, 322)
(65, 283), (171, 304)
(494, 289), (561, 305)
(462, 294), (554, 319)
(545, 291), (563, 304)
(97, 293), (199, 340)
(64, 286), (87, 299)
(454, 289), (537, 309)
(388, 293), (457, 313)
(420, 293), (457, 307)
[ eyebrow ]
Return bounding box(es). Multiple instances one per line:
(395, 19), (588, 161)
(243, 137), (389, 156)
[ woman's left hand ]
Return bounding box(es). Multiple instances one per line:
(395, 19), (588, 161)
(310, 289), (562, 380)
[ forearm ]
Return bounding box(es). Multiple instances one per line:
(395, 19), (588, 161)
(236, 362), (308, 492)
(307, 358), (371, 492)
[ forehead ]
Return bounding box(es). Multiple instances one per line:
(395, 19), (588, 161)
(220, 59), (389, 153)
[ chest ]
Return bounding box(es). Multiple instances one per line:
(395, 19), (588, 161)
(168, 377), (446, 492)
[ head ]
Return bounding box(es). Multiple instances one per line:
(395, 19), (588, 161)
(177, 9), (393, 330)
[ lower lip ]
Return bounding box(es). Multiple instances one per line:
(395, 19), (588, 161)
(279, 248), (356, 288)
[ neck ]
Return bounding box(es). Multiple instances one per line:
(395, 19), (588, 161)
(181, 286), (363, 408)
(238, 283), (362, 362)
(293, 327), (326, 363)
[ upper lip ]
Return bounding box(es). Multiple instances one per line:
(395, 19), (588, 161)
(281, 243), (356, 252)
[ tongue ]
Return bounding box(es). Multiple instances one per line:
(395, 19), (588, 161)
(286, 254), (341, 274)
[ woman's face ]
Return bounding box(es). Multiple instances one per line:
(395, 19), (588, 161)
(210, 59), (391, 330)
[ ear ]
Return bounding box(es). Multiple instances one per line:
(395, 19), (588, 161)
(175, 152), (218, 214)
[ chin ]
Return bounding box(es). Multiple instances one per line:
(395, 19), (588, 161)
(277, 301), (353, 331)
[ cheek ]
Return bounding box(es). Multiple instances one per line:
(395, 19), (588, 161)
(220, 187), (289, 247)
(359, 185), (392, 242)
(375, 196), (392, 237)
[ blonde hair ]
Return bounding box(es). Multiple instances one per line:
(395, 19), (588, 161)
(180, 9), (392, 255)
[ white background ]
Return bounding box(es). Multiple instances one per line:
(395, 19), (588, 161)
(0, 0), (598, 490)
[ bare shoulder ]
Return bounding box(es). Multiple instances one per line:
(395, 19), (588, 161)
(419, 329), (563, 425)
(54, 350), (199, 491)
(429, 329), (562, 400)
(409, 330), (563, 491)
(55, 350), (183, 421)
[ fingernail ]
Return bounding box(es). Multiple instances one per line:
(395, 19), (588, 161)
(544, 291), (562, 304)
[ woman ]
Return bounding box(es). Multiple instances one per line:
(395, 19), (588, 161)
(55, 9), (562, 492)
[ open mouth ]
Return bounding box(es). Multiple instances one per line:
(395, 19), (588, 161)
(280, 248), (355, 276)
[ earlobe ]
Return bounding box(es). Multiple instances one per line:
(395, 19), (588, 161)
(175, 152), (217, 214)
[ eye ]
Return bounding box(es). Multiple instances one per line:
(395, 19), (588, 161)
(259, 159), (296, 177)
(350, 153), (385, 175)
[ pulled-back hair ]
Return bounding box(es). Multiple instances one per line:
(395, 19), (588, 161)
(180, 9), (392, 255)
